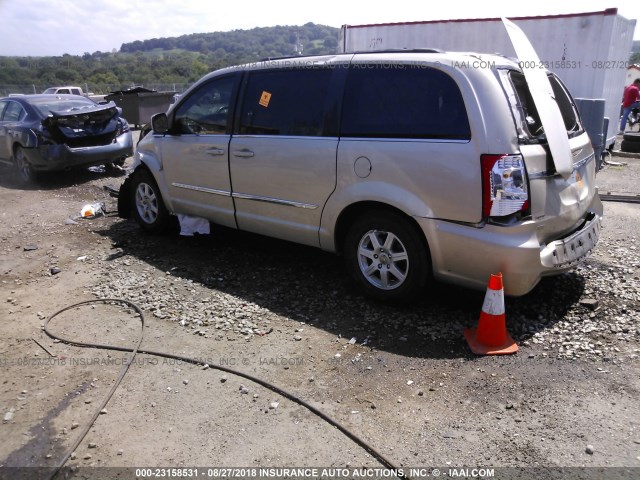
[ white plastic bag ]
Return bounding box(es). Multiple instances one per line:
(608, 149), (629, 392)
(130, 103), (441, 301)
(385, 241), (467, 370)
(80, 202), (105, 219)
(177, 214), (210, 236)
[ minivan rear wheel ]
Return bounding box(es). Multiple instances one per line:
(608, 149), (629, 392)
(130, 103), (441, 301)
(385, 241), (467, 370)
(344, 211), (430, 302)
(130, 169), (170, 233)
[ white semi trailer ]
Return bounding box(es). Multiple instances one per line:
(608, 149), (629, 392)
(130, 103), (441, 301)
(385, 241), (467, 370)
(339, 8), (636, 147)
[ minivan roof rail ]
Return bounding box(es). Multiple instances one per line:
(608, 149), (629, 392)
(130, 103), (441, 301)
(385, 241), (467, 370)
(258, 48), (445, 62)
(351, 48), (444, 54)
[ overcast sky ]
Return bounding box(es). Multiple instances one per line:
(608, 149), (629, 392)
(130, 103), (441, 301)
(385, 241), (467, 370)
(0, 0), (637, 56)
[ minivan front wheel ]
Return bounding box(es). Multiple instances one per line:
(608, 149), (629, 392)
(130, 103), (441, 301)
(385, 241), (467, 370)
(344, 211), (430, 302)
(130, 169), (169, 233)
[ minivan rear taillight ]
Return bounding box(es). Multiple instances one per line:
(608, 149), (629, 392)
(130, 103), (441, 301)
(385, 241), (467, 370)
(481, 154), (529, 219)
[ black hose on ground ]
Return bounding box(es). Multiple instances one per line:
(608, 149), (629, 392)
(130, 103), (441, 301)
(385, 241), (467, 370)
(43, 298), (406, 479)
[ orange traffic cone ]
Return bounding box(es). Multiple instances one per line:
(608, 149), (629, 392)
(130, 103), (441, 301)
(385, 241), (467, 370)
(464, 272), (518, 355)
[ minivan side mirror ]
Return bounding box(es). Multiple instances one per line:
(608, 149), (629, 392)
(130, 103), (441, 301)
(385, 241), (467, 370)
(151, 113), (169, 134)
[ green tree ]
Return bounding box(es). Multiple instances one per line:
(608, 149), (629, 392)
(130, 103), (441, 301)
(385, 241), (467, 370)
(323, 36), (338, 49)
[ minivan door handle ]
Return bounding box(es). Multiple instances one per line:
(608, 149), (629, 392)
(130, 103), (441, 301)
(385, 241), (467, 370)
(206, 148), (225, 156)
(233, 149), (255, 158)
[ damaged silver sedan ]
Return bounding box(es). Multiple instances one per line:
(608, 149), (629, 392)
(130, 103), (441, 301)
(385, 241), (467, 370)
(0, 94), (133, 184)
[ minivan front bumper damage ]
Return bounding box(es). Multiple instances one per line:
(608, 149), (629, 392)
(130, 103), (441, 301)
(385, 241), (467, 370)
(415, 193), (603, 296)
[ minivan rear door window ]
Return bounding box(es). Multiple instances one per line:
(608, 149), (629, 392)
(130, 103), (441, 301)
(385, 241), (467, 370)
(239, 68), (333, 137)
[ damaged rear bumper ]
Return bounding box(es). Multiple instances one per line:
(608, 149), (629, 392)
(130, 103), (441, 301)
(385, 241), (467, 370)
(414, 193), (603, 296)
(23, 133), (133, 171)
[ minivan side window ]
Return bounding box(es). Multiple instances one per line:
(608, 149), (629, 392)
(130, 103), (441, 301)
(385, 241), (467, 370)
(174, 75), (237, 135)
(509, 72), (542, 138)
(341, 65), (471, 139)
(508, 71), (583, 139)
(549, 75), (582, 135)
(239, 68), (333, 137)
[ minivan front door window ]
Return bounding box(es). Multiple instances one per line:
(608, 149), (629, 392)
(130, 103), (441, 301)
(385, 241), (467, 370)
(174, 77), (236, 135)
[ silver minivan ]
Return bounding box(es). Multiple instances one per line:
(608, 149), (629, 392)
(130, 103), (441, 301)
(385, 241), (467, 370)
(119, 46), (602, 302)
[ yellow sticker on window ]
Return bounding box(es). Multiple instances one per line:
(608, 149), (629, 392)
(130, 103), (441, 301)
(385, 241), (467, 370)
(259, 91), (272, 107)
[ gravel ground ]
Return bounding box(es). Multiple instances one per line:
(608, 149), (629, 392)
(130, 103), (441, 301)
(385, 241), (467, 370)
(87, 217), (640, 362)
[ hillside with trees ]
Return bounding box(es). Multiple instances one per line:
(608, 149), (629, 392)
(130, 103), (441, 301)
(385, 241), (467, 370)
(120, 23), (339, 59)
(1, 25), (637, 97)
(0, 23), (340, 96)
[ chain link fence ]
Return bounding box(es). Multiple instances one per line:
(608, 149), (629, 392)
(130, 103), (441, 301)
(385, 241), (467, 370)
(1, 83), (193, 97)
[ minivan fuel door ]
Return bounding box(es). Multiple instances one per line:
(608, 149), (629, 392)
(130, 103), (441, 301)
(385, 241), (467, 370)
(502, 17), (573, 179)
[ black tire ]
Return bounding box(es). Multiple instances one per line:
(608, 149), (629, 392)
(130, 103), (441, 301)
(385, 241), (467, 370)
(622, 132), (640, 143)
(13, 145), (37, 185)
(129, 169), (170, 233)
(343, 210), (431, 303)
(620, 140), (640, 153)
